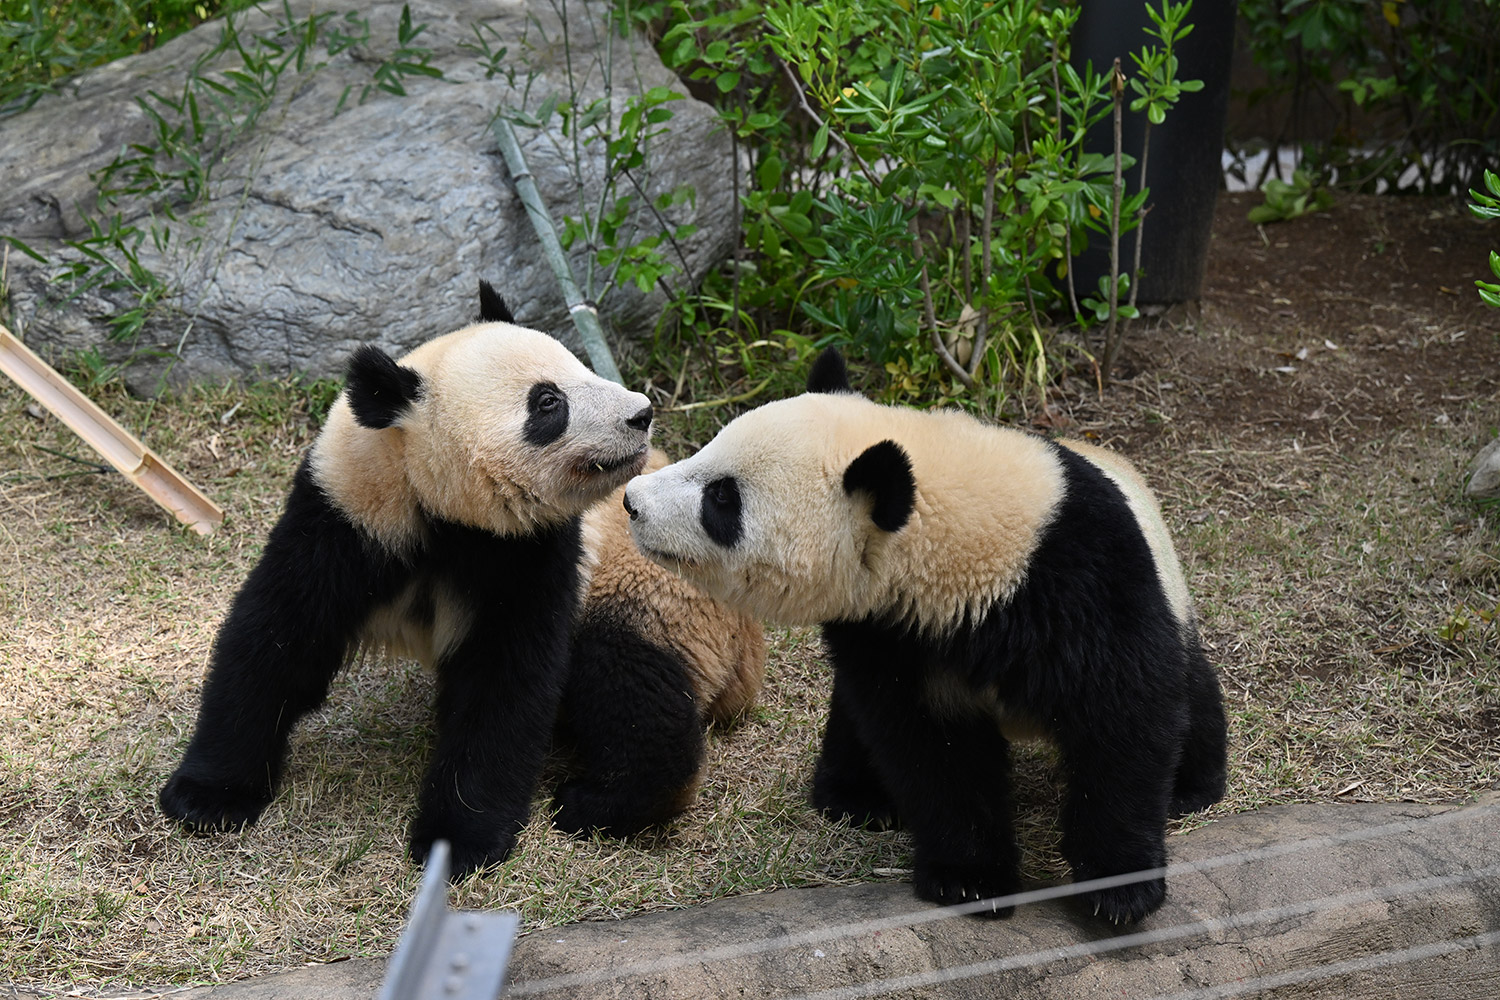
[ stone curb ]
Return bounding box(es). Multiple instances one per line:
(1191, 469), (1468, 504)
(21, 795), (1498, 1000)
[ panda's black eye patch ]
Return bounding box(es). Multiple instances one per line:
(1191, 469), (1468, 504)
(700, 476), (743, 548)
(524, 381), (569, 446)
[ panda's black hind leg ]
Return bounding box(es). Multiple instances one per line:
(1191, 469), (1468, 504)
(812, 679), (899, 831)
(1169, 646), (1229, 817)
(551, 617), (704, 838)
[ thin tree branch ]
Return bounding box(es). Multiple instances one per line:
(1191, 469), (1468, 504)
(1102, 58), (1125, 385)
(1050, 38), (1084, 324)
(1128, 119), (1152, 312)
(911, 215), (975, 390)
(775, 55), (882, 192)
(970, 161), (997, 378)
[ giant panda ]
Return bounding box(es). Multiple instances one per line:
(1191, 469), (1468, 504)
(159, 281), (656, 877)
(621, 348), (1229, 924)
(552, 448), (767, 836)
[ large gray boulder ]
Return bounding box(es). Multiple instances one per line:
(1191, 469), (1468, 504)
(0, 0), (735, 389)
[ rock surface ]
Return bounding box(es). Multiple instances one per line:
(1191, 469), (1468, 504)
(38, 795), (1492, 1000)
(1466, 438), (1500, 500)
(0, 0), (735, 389)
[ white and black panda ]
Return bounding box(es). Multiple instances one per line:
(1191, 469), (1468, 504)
(622, 349), (1228, 924)
(553, 448), (766, 836)
(159, 282), (656, 876)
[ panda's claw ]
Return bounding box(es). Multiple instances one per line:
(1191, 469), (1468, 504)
(914, 861), (1018, 919)
(1080, 878), (1166, 926)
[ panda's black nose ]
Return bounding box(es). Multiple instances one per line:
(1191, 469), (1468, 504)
(622, 490), (638, 520)
(626, 404), (654, 432)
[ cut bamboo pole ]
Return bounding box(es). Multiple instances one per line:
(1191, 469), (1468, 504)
(492, 117), (625, 386)
(0, 323), (223, 535)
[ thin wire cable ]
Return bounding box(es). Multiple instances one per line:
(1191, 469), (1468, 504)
(507, 801), (1495, 996)
(775, 864), (1500, 1000)
(1152, 929), (1500, 1000)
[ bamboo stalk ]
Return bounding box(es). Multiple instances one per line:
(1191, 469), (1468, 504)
(0, 324), (223, 535)
(492, 118), (625, 386)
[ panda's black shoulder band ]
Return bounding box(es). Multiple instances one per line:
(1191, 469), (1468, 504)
(807, 347), (853, 394)
(345, 345), (424, 429)
(478, 279), (516, 324)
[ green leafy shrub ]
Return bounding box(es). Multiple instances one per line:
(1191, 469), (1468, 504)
(1247, 168), (1336, 224)
(646, 0), (1198, 409)
(1471, 168), (1500, 308)
(1237, 0), (1500, 195)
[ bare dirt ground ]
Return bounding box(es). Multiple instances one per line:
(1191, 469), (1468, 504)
(1, 190), (1497, 992)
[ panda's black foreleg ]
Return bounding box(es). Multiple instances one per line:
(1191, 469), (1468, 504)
(812, 677), (899, 831)
(1170, 644), (1229, 817)
(551, 614), (704, 837)
(821, 628), (1022, 918)
(409, 519), (582, 878)
(1055, 707), (1178, 926)
(159, 466), (395, 833)
(411, 621), (567, 878)
(893, 710), (1021, 919)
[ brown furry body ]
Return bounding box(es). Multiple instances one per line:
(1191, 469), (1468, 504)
(554, 449), (766, 833)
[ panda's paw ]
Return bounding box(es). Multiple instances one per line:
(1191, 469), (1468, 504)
(551, 782), (661, 839)
(811, 779), (899, 831)
(1169, 788), (1221, 818)
(157, 773), (270, 832)
(1169, 770), (1227, 818)
(1081, 878), (1166, 926)
(913, 862), (1018, 918)
(407, 826), (516, 881)
(816, 800), (899, 831)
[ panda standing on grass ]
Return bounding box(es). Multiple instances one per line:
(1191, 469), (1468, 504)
(623, 348), (1229, 924)
(159, 281), (764, 875)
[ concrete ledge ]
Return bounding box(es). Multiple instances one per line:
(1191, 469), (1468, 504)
(64, 795), (1500, 1000)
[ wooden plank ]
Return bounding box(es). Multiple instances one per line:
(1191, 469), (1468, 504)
(0, 323), (224, 535)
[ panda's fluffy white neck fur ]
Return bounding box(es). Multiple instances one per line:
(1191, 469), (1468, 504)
(828, 401), (1066, 635)
(311, 402), (427, 553)
(883, 424), (1055, 633)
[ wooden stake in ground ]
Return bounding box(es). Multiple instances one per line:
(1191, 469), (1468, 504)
(0, 323), (223, 535)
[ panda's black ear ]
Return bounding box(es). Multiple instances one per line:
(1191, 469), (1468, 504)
(807, 347), (852, 394)
(478, 279), (516, 324)
(345, 345), (424, 429)
(843, 440), (915, 533)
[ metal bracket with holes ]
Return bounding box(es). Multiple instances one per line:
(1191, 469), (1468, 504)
(377, 842), (520, 1000)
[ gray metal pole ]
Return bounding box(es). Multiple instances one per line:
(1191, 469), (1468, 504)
(377, 841), (520, 1000)
(492, 117), (625, 386)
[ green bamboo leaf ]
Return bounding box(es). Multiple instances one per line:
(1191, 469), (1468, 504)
(2, 235), (48, 263)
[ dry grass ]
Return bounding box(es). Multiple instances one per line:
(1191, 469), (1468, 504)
(1, 316), (1497, 994)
